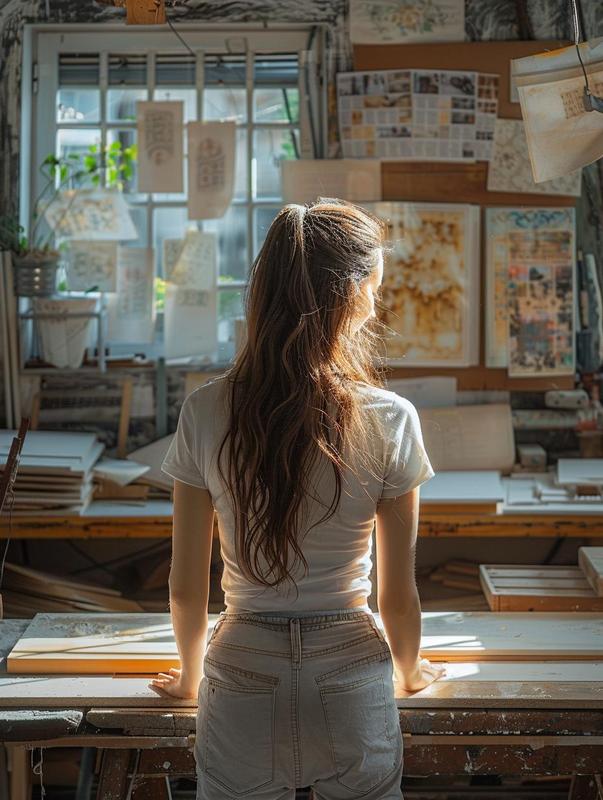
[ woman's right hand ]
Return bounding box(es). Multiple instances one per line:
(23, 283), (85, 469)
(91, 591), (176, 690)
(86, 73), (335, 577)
(394, 658), (446, 694)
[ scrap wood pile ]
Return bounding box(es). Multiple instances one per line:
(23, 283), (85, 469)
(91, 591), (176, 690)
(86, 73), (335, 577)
(1, 562), (144, 617)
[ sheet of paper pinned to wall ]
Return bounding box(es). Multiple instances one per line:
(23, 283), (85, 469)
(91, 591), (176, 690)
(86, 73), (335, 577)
(106, 247), (155, 343)
(164, 231), (218, 361)
(512, 39), (603, 182)
(349, 0), (465, 45)
(337, 68), (498, 161)
(187, 121), (236, 219)
(64, 241), (118, 292)
(487, 118), (582, 197)
(170, 230), (216, 290)
(44, 189), (138, 241)
(281, 159), (382, 204)
(387, 376), (457, 408)
(164, 285), (218, 361)
(163, 238), (184, 281)
(137, 100), (184, 193)
(366, 202), (480, 367)
(485, 207), (576, 372)
(418, 404), (515, 472)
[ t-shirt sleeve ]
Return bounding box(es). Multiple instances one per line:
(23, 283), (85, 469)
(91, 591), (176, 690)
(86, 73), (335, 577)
(161, 393), (208, 489)
(381, 395), (434, 499)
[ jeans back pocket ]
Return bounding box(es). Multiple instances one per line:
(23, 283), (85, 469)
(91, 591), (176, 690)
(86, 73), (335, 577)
(198, 659), (277, 796)
(319, 672), (401, 795)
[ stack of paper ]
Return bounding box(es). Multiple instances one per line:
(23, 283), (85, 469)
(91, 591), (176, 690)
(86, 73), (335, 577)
(0, 430), (104, 515)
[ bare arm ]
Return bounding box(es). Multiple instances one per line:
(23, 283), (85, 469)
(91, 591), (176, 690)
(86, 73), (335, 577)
(150, 479), (214, 698)
(375, 487), (444, 692)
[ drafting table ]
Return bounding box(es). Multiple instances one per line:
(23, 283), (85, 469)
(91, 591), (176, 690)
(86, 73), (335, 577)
(0, 617), (602, 800)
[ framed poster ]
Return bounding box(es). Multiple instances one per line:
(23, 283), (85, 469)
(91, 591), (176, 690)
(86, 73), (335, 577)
(485, 207), (576, 376)
(367, 202), (480, 366)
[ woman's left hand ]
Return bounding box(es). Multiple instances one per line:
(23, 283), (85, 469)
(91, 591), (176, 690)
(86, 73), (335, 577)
(148, 667), (199, 699)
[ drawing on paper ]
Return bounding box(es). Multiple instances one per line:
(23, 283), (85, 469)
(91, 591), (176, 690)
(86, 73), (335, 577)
(170, 230), (216, 290)
(65, 241), (118, 292)
(106, 247), (155, 344)
(137, 101), (184, 193)
(350, 0), (465, 44)
(367, 202), (480, 366)
(337, 68), (498, 161)
(485, 208), (575, 375)
(487, 119), (582, 197)
(44, 189), (138, 241)
(187, 121), (236, 219)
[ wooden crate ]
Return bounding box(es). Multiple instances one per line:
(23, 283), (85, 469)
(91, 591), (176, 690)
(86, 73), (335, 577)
(578, 547), (603, 596)
(479, 565), (603, 612)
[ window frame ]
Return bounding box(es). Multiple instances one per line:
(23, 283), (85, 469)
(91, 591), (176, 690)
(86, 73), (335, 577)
(21, 24), (327, 365)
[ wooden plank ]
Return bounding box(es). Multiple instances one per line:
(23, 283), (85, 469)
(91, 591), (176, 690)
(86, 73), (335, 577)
(7, 612), (603, 674)
(480, 565), (603, 612)
(381, 161), (578, 208)
(579, 548), (603, 596)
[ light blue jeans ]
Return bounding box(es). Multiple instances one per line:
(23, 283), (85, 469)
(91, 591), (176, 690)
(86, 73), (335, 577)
(196, 608), (403, 799)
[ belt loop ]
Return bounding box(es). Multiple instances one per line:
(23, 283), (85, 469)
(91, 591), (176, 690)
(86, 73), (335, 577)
(290, 618), (302, 669)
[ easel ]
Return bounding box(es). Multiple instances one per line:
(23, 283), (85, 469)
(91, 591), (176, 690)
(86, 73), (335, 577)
(0, 419), (30, 620)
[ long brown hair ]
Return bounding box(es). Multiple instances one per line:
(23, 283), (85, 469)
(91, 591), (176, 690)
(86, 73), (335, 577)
(217, 199), (386, 593)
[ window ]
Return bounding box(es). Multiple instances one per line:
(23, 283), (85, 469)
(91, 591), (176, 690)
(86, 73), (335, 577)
(25, 26), (325, 365)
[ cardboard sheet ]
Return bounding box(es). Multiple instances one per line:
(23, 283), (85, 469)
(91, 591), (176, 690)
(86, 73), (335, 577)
(418, 404), (515, 472)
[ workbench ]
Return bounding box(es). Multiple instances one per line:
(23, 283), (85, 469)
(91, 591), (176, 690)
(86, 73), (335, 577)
(2, 500), (603, 539)
(1, 618), (602, 800)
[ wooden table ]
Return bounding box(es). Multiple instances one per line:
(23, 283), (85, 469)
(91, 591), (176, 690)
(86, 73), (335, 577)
(1, 619), (602, 800)
(2, 500), (603, 539)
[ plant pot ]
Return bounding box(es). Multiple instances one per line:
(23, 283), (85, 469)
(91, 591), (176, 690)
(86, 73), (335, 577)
(12, 252), (59, 297)
(32, 296), (98, 369)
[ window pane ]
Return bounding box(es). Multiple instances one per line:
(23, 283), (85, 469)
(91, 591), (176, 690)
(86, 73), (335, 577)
(59, 53), (100, 85)
(109, 54), (147, 85)
(205, 55), (246, 86)
(253, 206), (280, 257)
(218, 288), (245, 362)
(155, 54), (195, 86)
(204, 205), (248, 283)
(153, 207), (189, 278)
(107, 129), (139, 194)
(107, 88), (148, 122)
(154, 88), (197, 122)
(57, 129), (101, 188)
(203, 88), (246, 123)
(254, 55), (298, 86)
(57, 89), (100, 123)
(253, 129), (299, 199)
(254, 88), (299, 123)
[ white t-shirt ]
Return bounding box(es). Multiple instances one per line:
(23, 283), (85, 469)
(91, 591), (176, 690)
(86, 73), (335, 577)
(161, 377), (434, 612)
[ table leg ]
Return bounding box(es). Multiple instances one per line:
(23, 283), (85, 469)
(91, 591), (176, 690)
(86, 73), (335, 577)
(569, 774), (602, 800)
(96, 749), (132, 800)
(8, 745), (30, 800)
(0, 745), (9, 800)
(75, 747), (96, 800)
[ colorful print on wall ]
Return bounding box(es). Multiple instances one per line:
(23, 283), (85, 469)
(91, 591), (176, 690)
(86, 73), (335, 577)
(485, 207), (576, 376)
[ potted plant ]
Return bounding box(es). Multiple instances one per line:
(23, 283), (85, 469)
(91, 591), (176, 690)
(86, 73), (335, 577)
(0, 141), (137, 297)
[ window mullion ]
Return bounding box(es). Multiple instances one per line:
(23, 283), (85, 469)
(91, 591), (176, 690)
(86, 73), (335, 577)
(99, 51), (108, 188)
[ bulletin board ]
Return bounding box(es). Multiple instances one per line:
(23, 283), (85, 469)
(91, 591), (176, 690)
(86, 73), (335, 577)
(353, 40), (576, 390)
